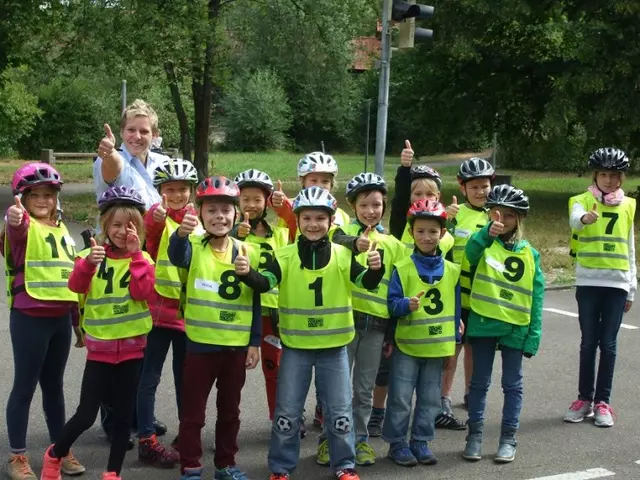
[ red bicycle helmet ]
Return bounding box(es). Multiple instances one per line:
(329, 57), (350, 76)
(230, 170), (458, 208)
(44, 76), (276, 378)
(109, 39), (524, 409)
(195, 176), (240, 204)
(407, 199), (447, 226)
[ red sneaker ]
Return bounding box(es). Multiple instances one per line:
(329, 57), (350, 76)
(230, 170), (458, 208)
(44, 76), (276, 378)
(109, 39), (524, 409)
(40, 445), (62, 480)
(101, 472), (121, 480)
(270, 474), (290, 480)
(138, 434), (179, 468)
(335, 468), (359, 480)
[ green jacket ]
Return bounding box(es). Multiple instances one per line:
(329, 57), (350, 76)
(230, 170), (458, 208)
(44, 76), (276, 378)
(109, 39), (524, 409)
(465, 223), (545, 356)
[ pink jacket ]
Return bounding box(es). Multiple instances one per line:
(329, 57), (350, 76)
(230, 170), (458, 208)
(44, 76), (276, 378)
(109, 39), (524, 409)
(143, 203), (196, 332)
(69, 245), (155, 364)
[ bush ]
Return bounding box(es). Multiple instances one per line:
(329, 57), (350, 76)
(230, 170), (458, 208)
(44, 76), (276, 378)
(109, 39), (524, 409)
(0, 66), (42, 156)
(222, 69), (292, 151)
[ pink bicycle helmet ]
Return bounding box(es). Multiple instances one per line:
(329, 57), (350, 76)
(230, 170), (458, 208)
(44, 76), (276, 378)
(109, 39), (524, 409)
(12, 163), (63, 195)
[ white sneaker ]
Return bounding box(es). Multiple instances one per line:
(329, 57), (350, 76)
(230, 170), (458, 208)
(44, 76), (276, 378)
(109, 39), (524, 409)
(564, 399), (594, 423)
(593, 402), (615, 428)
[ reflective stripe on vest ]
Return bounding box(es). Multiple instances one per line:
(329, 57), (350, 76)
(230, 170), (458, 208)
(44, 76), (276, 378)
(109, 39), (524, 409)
(401, 224), (454, 256)
(244, 226), (289, 309)
(23, 220), (78, 302)
(342, 223), (408, 318)
(184, 236), (258, 346)
(395, 258), (460, 357)
(154, 216), (187, 299)
(571, 191), (635, 271)
(79, 249), (153, 340)
(470, 242), (535, 326)
(276, 243), (354, 349)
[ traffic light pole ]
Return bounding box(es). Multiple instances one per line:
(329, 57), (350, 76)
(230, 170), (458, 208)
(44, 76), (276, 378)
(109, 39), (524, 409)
(374, 0), (392, 177)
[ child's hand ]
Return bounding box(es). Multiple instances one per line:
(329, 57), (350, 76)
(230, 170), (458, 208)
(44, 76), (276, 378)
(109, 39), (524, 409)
(126, 221), (140, 253)
(234, 244), (250, 275)
(367, 241), (381, 270)
(87, 238), (106, 266)
(271, 180), (286, 208)
(624, 300), (632, 313)
(7, 195), (25, 227)
(98, 124), (116, 159)
(73, 326), (85, 348)
(446, 196), (460, 220)
(581, 202), (599, 225)
(178, 211), (199, 237)
(356, 225), (372, 253)
(409, 291), (425, 312)
(459, 320), (465, 336)
(246, 346), (260, 369)
(401, 139), (414, 167)
(488, 210), (505, 237)
(237, 212), (251, 239)
(153, 195), (168, 223)
(383, 342), (394, 358)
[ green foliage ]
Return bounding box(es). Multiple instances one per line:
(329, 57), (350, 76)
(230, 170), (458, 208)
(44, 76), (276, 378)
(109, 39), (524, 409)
(0, 66), (42, 156)
(223, 69), (292, 151)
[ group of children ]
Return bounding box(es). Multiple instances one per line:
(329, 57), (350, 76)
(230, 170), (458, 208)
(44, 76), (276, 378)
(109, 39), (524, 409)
(2, 102), (635, 480)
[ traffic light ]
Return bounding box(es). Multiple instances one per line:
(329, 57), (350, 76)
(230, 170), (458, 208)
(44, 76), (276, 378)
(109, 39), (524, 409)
(393, 0), (434, 49)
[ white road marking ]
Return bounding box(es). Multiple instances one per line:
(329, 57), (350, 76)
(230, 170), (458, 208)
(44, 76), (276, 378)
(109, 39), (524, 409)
(527, 467), (616, 479)
(544, 307), (638, 330)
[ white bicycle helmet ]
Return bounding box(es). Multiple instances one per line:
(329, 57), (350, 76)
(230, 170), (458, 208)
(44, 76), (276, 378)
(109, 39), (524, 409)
(153, 158), (199, 187)
(234, 169), (274, 193)
(297, 152), (338, 177)
(292, 186), (337, 215)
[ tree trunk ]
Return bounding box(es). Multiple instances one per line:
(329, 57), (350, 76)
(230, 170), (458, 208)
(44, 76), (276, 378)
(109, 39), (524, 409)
(191, 0), (221, 180)
(164, 61), (192, 161)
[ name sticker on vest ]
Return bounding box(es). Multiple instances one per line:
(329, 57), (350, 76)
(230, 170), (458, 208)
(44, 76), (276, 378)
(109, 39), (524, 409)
(485, 255), (505, 273)
(63, 235), (76, 247)
(454, 229), (470, 238)
(195, 278), (219, 293)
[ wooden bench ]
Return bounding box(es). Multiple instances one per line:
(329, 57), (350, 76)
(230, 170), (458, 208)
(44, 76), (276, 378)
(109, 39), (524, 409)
(40, 148), (179, 164)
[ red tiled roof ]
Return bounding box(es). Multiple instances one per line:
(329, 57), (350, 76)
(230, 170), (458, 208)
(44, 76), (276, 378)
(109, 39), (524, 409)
(351, 36), (380, 71)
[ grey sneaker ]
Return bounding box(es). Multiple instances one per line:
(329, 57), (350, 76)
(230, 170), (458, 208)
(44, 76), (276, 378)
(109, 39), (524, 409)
(441, 396), (453, 415)
(564, 399), (594, 423)
(593, 402), (615, 428)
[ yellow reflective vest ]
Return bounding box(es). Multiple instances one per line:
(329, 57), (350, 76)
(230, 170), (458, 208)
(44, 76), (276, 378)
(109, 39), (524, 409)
(154, 216), (188, 299)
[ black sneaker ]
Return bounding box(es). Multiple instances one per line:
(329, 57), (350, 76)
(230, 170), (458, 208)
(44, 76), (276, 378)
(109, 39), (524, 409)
(367, 411), (384, 438)
(463, 394), (469, 410)
(154, 419), (168, 436)
(313, 405), (323, 428)
(434, 412), (466, 430)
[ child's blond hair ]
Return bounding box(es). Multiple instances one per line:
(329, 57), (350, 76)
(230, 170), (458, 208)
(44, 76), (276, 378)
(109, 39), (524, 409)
(97, 205), (145, 248)
(411, 178), (440, 197)
(120, 99), (159, 133)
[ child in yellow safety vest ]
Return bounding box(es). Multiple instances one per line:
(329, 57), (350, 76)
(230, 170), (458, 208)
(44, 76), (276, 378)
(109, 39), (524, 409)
(136, 157), (199, 468)
(230, 169), (291, 427)
(239, 186), (384, 480)
(564, 148), (636, 428)
(272, 152), (351, 429)
(463, 185), (544, 464)
(40, 185), (155, 480)
(330, 172), (408, 466)
(384, 199), (462, 467)
(2, 163), (86, 478)
(168, 176), (262, 480)
(435, 157), (495, 428)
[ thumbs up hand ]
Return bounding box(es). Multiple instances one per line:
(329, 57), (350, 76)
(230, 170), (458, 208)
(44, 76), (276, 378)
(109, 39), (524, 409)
(237, 212), (251, 239)
(99, 124), (116, 159)
(489, 210), (505, 237)
(367, 240), (382, 270)
(7, 195), (25, 227)
(87, 237), (106, 266)
(401, 139), (414, 167)
(581, 202), (599, 225)
(178, 213), (199, 238)
(356, 225), (372, 253)
(271, 180), (286, 208)
(153, 194), (169, 223)
(446, 195), (460, 220)
(234, 244), (250, 275)
(409, 291), (425, 312)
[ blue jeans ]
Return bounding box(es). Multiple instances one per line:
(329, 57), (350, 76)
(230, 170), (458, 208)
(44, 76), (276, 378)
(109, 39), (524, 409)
(268, 346), (355, 474)
(7, 309), (71, 452)
(576, 286), (626, 404)
(468, 337), (523, 429)
(136, 326), (186, 437)
(382, 349), (443, 444)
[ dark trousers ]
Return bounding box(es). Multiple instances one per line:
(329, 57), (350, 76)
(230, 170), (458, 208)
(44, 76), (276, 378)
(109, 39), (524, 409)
(178, 350), (247, 472)
(6, 310), (71, 452)
(53, 359), (142, 474)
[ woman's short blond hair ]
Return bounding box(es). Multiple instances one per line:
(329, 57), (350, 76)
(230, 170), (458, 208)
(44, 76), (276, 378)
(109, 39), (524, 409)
(97, 205), (145, 248)
(120, 99), (159, 133)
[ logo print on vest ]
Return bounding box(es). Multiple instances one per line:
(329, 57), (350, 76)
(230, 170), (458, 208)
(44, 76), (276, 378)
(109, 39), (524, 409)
(113, 304), (129, 315)
(61, 269), (71, 280)
(603, 243), (616, 252)
(499, 289), (514, 301)
(429, 325), (443, 336)
(220, 311), (236, 322)
(308, 317), (324, 328)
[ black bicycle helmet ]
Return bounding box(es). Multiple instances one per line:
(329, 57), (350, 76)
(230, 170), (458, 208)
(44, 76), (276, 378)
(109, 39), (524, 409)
(588, 148), (630, 172)
(345, 173), (387, 202)
(457, 157), (495, 183)
(410, 165), (442, 190)
(486, 184), (529, 215)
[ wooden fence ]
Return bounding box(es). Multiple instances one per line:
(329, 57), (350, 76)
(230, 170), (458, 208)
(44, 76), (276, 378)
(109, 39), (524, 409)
(40, 148), (179, 164)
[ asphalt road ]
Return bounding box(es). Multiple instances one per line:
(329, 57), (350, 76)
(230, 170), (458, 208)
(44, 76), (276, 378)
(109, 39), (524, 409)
(1, 194), (639, 479)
